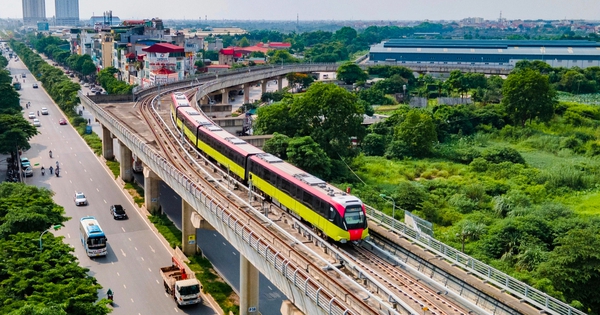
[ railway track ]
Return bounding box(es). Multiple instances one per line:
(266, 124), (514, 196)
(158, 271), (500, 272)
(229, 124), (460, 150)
(348, 246), (467, 315)
(135, 91), (391, 315)
(132, 88), (487, 315)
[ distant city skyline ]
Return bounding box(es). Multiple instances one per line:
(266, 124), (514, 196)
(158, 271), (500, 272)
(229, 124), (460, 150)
(3, 0), (600, 22)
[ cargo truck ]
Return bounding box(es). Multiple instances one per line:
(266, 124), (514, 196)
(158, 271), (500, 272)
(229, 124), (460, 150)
(160, 257), (202, 306)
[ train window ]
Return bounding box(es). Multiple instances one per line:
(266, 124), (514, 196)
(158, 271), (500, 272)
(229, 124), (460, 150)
(303, 192), (313, 208)
(281, 179), (290, 194)
(290, 185), (297, 198)
(263, 168), (271, 182)
(328, 206), (336, 221)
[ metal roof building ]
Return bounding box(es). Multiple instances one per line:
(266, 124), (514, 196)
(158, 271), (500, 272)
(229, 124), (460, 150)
(369, 39), (600, 69)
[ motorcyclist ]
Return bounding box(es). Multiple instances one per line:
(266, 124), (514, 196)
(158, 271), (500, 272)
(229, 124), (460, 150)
(107, 288), (114, 302)
(49, 150), (52, 158)
(41, 166), (45, 176)
(49, 166), (53, 174)
(37, 110), (39, 116)
(55, 169), (59, 177)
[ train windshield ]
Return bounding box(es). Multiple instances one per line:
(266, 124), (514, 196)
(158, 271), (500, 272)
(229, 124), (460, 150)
(344, 206), (366, 229)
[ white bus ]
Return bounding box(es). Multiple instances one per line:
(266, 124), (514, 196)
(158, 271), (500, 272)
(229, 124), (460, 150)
(79, 216), (108, 257)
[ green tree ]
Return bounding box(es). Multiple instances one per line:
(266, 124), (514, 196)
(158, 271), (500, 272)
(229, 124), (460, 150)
(333, 27), (357, 45)
(361, 133), (387, 156)
(0, 114), (38, 162)
(502, 69), (557, 127)
(337, 62), (367, 84)
(0, 83), (22, 114)
(237, 37), (250, 47)
(539, 227), (600, 312)
(292, 82), (365, 158)
(286, 136), (331, 179)
(262, 133), (290, 159)
(253, 100), (300, 136)
(394, 109), (437, 157)
(0, 55), (7, 68)
(81, 60), (96, 77)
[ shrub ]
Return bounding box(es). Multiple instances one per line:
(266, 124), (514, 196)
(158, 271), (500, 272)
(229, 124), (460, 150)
(559, 136), (583, 153)
(537, 165), (592, 191)
(470, 157), (489, 172)
(586, 140), (600, 157)
(482, 146), (526, 165)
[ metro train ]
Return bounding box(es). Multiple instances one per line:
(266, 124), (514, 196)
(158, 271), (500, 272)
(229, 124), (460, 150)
(170, 92), (369, 242)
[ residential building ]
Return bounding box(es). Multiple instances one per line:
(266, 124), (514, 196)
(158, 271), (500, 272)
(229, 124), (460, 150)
(22, 0), (46, 25)
(140, 43), (186, 86)
(55, 0), (79, 26)
(100, 34), (113, 70)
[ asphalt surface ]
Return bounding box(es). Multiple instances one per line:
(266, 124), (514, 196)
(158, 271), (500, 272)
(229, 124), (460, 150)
(6, 55), (216, 315)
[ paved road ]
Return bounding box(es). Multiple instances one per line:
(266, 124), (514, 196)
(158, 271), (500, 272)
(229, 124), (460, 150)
(7, 56), (216, 315)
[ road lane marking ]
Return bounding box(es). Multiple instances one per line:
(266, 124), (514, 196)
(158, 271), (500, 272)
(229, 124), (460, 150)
(148, 268), (151, 272)
(117, 272), (120, 276)
(104, 199), (107, 204)
(69, 180), (72, 183)
(84, 169), (87, 172)
(141, 257), (144, 261)
(156, 280), (160, 284)
(134, 247), (138, 251)
(232, 252), (236, 256)
(67, 233), (70, 238)
(129, 238), (132, 241)
(268, 286), (273, 290)
(131, 298), (134, 303)
(79, 160), (81, 164)
(120, 249), (126, 257)
(222, 242), (226, 246)
(149, 246), (155, 253)
(121, 227), (126, 233)
(90, 178), (92, 181)
(96, 188), (99, 192)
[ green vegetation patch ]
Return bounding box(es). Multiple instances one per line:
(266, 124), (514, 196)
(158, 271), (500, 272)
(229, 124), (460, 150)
(188, 255), (239, 315)
(105, 160), (120, 179)
(148, 213), (182, 248)
(124, 181), (145, 207)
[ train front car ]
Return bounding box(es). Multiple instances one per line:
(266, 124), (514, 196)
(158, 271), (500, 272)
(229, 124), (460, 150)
(248, 153), (369, 243)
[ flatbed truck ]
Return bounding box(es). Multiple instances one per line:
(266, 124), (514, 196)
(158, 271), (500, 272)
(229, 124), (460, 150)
(160, 257), (202, 306)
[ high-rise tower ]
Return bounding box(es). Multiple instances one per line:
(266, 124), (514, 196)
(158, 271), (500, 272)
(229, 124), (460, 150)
(55, 0), (79, 26)
(22, 0), (46, 25)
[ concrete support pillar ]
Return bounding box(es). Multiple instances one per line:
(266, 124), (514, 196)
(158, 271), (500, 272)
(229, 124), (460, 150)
(244, 84), (250, 104)
(221, 88), (229, 104)
(118, 140), (133, 182)
(182, 200), (197, 256)
(143, 166), (161, 214)
(277, 77), (283, 91)
(261, 79), (267, 94)
(199, 96), (208, 105)
(240, 256), (260, 315)
(102, 125), (114, 160)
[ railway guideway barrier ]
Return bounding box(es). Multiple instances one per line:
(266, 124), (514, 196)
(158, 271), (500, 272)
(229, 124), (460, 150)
(79, 91), (400, 315)
(365, 205), (586, 315)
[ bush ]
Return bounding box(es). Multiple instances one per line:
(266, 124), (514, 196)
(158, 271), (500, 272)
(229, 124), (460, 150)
(537, 165), (592, 191)
(481, 146), (526, 165)
(586, 140), (600, 156)
(470, 157), (489, 172)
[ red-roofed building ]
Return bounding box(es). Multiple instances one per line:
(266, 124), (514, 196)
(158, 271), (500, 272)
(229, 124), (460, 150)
(219, 41), (291, 65)
(141, 42), (187, 86)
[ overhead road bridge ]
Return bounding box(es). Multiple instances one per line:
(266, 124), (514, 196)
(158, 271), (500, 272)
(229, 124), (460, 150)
(80, 62), (580, 315)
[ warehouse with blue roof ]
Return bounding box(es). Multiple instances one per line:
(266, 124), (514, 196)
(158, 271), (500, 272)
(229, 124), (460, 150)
(369, 39), (600, 69)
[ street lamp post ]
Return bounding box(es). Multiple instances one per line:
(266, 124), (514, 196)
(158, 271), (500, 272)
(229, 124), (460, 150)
(379, 194), (396, 227)
(39, 224), (62, 251)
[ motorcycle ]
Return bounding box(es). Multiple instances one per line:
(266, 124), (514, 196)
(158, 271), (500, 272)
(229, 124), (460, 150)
(41, 168), (45, 176)
(49, 151), (52, 158)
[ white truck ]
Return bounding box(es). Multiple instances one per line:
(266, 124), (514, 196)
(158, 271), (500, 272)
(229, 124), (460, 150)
(160, 257), (202, 306)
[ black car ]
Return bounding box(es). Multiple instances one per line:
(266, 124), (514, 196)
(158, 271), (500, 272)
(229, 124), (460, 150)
(109, 205), (128, 220)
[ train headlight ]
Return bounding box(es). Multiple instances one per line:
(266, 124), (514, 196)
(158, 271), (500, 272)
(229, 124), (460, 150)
(340, 238), (347, 244)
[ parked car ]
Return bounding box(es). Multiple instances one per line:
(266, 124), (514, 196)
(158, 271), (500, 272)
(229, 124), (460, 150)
(22, 166), (33, 177)
(74, 192), (88, 206)
(32, 83), (38, 88)
(83, 83), (89, 87)
(59, 118), (67, 125)
(28, 112), (35, 119)
(33, 118), (41, 127)
(109, 205), (128, 220)
(20, 157), (30, 168)
(41, 107), (48, 115)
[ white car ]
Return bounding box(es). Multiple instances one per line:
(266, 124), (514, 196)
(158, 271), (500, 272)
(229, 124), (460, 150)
(74, 192), (88, 206)
(33, 119), (41, 127)
(83, 83), (89, 87)
(41, 107), (48, 115)
(28, 112), (35, 119)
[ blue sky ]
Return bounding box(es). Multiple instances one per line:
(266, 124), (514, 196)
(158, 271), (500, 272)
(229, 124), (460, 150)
(3, 0), (600, 21)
